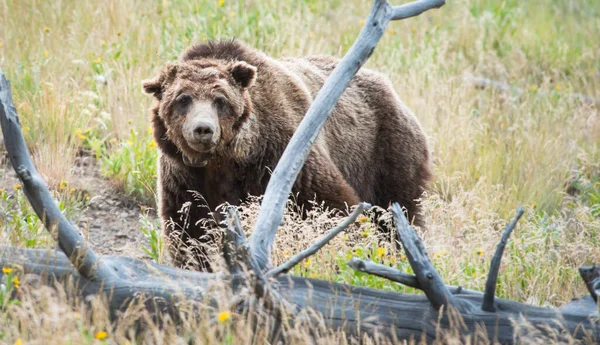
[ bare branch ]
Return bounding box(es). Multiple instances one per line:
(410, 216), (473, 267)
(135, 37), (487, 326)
(0, 69), (114, 282)
(223, 207), (248, 275)
(579, 265), (600, 303)
(347, 257), (481, 295)
(248, 0), (445, 272)
(391, 0), (445, 20)
(481, 207), (524, 312)
(464, 76), (599, 105)
(267, 202), (371, 278)
(391, 203), (458, 310)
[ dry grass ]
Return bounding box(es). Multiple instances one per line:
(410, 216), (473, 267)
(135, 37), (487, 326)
(1, 0), (600, 343)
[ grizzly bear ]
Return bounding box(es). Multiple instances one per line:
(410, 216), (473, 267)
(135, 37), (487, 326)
(143, 39), (431, 271)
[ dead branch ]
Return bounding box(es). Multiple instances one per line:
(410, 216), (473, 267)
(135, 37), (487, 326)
(464, 76), (599, 105)
(347, 257), (480, 295)
(391, 203), (458, 310)
(481, 207), (524, 312)
(266, 202), (371, 278)
(0, 67), (115, 282)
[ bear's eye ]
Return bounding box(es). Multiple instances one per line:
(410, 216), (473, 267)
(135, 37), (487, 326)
(175, 94), (192, 112)
(213, 95), (229, 113)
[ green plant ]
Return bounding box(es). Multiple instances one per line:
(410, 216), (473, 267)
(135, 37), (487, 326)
(101, 127), (158, 205)
(0, 267), (21, 311)
(139, 209), (164, 263)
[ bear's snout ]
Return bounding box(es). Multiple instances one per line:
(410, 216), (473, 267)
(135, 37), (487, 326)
(192, 121), (215, 145)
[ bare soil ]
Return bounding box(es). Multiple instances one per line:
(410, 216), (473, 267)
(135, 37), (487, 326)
(1, 151), (152, 259)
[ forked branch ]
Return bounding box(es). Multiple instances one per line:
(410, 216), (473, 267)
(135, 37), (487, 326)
(0, 69), (114, 282)
(481, 206), (524, 312)
(248, 0), (445, 272)
(347, 257), (480, 295)
(391, 203), (458, 310)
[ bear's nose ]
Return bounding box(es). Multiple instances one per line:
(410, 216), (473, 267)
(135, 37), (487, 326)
(193, 122), (215, 144)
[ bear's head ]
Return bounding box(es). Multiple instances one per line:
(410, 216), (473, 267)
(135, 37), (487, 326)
(143, 58), (257, 167)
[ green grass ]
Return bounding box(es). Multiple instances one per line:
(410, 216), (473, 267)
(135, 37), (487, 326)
(1, 0), (599, 343)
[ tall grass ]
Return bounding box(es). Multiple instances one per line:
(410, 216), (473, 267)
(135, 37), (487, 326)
(0, 0), (599, 343)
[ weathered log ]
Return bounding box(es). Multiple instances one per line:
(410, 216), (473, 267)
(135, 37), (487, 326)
(463, 76), (600, 105)
(2, 0), (600, 343)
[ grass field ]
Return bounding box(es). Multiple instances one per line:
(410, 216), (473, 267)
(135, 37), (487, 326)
(1, 0), (600, 343)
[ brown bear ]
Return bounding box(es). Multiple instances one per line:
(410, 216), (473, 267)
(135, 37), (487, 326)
(143, 39), (431, 271)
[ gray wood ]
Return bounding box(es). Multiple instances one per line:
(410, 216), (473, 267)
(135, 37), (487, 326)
(482, 207), (524, 312)
(391, 203), (459, 310)
(267, 202), (371, 278)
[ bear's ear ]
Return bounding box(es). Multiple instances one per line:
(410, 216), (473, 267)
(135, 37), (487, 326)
(229, 61), (257, 89)
(142, 78), (163, 99)
(142, 64), (178, 99)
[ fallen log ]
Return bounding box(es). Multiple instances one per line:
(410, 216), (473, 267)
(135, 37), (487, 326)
(1, 0), (600, 343)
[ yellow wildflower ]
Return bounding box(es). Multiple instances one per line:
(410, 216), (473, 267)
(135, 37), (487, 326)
(93, 56), (102, 64)
(149, 140), (157, 148)
(360, 19), (365, 26)
(218, 0), (225, 7)
(76, 129), (86, 140)
(126, 140), (133, 146)
(434, 252), (441, 258)
(472, 273), (477, 278)
(44, 49), (49, 58)
(43, 26), (51, 33)
(2, 267), (13, 274)
(13, 276), (20, 289)
(84, 128), (92, 134)
(59, 180), (68, 191)
(303, 257), (312, 268)
(360, 230), (369, 238)
(531, 203), (536, 210)
(400, 254), (407, 260)
(0, 41), (3, 48)
(555, 85), (561, 91)
(476, 250), (484, 256)
(217, 311), (231, 323)
(13, 339), (22, 345)
(375, 247), (386, 259)
(529, 86), (538, 92)
(94, 331), (108, 340)
(70, 187), (76, 193)
(14, 184), (22, 191)
(357, 215), (369, 224)
(147, 126), (153, 134)
(22, 126), (30, 132)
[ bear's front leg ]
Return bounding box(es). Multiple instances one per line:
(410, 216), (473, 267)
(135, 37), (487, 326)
(294, 147), (361, 212)
(157, 158), (217, 271)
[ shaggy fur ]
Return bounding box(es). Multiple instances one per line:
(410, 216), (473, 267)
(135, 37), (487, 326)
(143, 40), (431, 271)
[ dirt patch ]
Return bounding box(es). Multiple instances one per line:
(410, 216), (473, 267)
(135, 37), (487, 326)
(1, 151), (153, 259)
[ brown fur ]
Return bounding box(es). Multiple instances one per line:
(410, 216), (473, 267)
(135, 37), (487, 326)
(143, 40), (431, 271)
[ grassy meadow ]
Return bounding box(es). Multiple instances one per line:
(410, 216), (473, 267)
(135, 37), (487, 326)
(1, 0), (600, 343)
